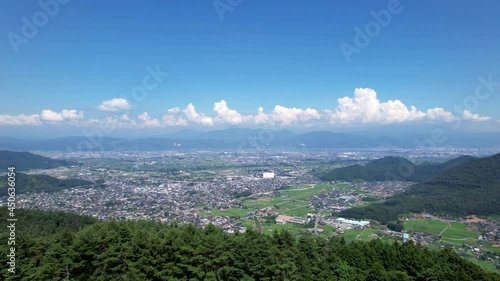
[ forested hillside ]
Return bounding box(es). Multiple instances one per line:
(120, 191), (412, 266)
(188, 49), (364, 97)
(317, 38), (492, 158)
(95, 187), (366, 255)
(340, 153), (500, 223)
(0, 207), (97, 236)
(320, 155), (476, 182)
(0, 207), (498, 280)
(0, 150), (75, 170)
(0, 173), (92, 195)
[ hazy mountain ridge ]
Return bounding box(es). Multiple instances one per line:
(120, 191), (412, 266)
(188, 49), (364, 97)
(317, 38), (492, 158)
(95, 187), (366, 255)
(0, 173), (93, 195)
(0, 150), (76, 170)
(320, 155), (477, 182)
(1, 129), (499, 151)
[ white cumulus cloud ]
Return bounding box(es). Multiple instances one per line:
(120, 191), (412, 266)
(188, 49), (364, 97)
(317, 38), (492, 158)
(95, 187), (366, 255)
(213, 100), (246, 125)
(269, 105), (320, 125)
(167, 107), (181, 114)
(8, 88), (490, 129)
(426, 108), (455, 122)
(162, 108), (188, 127)
(137, 112), (161, 127)
(162, 114), (188, 127)
(40, 109), (84, 122)
(463, 110), (491, 122)
(182, 103), (214, 126)
(97, 98), (131, 112)
(379, 101), (425, 123)
(120, 114), (131, 122)
(95, 114), (136, 129)
(254, 107), (269, 124)
(326, 88), (426, 124)
(0, 114), (42, 126)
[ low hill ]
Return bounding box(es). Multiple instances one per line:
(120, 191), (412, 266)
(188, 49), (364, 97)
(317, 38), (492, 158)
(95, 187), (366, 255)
(0, 150), (75, 170)
(340, 153), (500, 223)
(0, 173), (92, 195)
(320, 155), (476, 182)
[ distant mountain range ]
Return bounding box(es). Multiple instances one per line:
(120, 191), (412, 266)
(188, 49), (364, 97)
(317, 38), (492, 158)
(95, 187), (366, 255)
(0, 150), (76, 170)
(320, 155), (476, 182)
(340, 153), (500, 223)
(1, 129), (499, 151)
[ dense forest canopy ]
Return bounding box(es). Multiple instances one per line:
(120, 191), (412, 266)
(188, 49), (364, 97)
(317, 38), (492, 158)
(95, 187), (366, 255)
(0, 207), (498, 280)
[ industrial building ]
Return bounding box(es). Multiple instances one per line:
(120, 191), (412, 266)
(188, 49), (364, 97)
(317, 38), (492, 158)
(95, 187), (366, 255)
(263, 172), (275, 179)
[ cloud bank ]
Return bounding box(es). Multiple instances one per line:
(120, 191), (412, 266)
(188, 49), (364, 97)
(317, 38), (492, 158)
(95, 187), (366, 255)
(0, 90), (495, 129)
(40, 109), (84, 122)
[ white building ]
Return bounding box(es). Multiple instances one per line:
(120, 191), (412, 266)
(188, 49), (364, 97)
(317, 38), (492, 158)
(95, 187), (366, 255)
(335, 217), (370, 228)
(263, 172), (275, 179)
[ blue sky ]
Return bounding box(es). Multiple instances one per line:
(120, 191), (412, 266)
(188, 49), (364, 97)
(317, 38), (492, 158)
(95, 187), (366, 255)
(1, 0), (499, 136)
